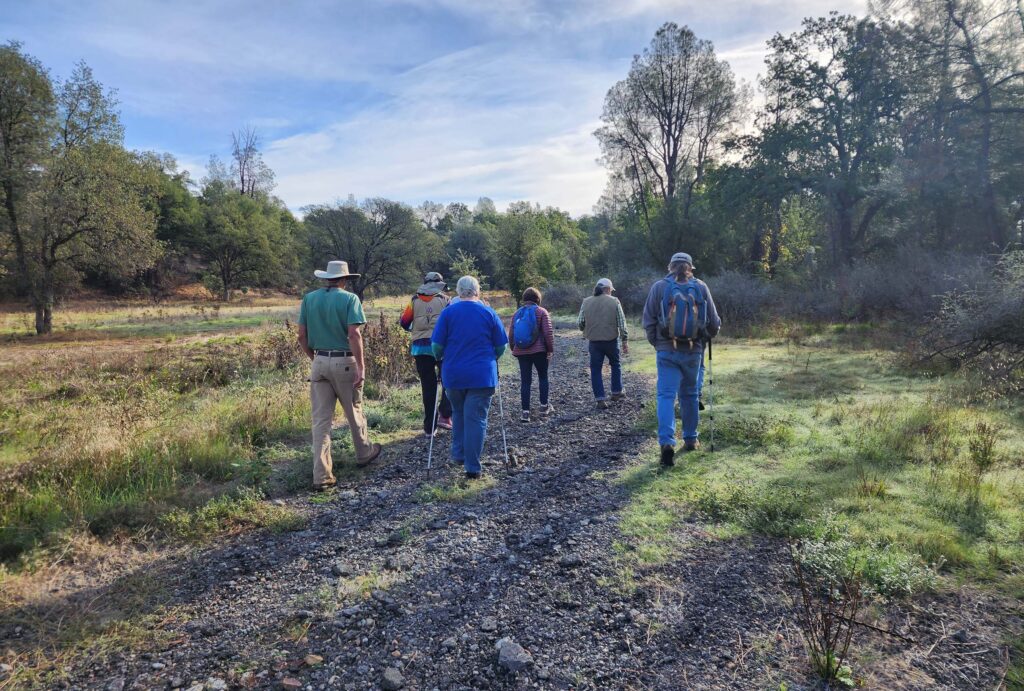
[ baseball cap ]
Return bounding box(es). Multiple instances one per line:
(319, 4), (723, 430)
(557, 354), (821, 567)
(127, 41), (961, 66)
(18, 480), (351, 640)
(670, 252), (694, 268)
(595, 277), (614, 291)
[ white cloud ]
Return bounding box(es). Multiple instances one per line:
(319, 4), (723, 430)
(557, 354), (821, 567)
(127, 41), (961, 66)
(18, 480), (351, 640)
(264, 44), (619, 215)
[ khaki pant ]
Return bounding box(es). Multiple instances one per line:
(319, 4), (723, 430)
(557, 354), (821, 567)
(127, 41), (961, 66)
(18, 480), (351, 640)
(310, 355), (373, 485)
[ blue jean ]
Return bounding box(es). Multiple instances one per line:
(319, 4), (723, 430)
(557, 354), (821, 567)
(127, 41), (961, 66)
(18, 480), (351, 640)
(588, 340), (622, 401)
(516, 352), (549, 410)
(656, 349), (703, 446)
(446, 387), (494, 474)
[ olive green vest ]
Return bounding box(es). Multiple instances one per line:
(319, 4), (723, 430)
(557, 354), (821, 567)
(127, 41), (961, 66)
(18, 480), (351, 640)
(581, 294), (620, 342)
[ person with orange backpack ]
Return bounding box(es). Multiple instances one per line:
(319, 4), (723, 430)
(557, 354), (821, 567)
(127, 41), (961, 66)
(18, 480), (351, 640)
(400, 272), (452, 437)
(508, 287), (555, 422)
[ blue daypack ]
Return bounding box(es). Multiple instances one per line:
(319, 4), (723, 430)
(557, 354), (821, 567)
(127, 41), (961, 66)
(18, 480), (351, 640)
(659, 278), (707, 346)
(512, 304), (541, 349)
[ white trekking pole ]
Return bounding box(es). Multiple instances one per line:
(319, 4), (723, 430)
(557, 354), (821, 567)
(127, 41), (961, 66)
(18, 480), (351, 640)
(496, 370), (510, 469)
(426, 381), (443, 477)
(707, 338), (715, 453)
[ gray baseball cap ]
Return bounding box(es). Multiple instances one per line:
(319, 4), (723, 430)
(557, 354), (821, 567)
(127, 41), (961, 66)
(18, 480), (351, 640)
(595, 277), (614, 291)
(670, 252), (694, 268)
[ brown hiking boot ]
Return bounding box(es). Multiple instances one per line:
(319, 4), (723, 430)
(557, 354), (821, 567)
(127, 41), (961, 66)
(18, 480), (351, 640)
(683, 440), (701, 452)
(356, 443), (383, 468)
(611, 392), (626, 402)
(597, 400), (610, 410)
(660, 445), (675, 467)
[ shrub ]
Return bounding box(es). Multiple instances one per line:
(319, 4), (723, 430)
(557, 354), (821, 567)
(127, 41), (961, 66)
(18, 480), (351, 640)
(924, 251), (1024, 394)
(542, 282), (588, 313)
(706, 270), (779, 328)
(363, 311), (416, 386)
(841, 245), (991, 321)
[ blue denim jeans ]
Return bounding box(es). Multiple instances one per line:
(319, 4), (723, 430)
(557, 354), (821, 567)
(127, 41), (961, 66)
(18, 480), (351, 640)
(446, 387), (494, 474)
(588, 340), (622, 401)
(656, 349), (703, 446)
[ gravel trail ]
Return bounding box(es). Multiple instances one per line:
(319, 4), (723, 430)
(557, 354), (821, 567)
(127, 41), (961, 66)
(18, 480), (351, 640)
(24, 327), (1014, 690)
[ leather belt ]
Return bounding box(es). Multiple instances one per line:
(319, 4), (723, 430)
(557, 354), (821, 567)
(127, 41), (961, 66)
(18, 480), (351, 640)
(314, 350), (354, 357)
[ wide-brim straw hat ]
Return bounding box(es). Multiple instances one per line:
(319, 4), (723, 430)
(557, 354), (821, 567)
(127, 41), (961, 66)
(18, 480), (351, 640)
(314, 260), (360, 280)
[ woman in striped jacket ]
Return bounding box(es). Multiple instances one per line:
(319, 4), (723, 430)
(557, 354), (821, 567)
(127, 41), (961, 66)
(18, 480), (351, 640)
(507, 287), (555, 422)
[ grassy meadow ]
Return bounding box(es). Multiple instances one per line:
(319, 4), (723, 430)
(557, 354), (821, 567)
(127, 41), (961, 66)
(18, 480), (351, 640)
(0, 294), (433, 569)
(615, 321), (1024, 612)
(3, 295), (1022, 681)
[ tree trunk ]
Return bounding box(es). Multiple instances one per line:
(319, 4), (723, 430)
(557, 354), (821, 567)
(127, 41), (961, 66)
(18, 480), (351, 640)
(2, 182), (29, 295)
(33, 279), (54, 335)
(831, 199), (856, 267)
(949, 0), (1008, 248)
(768, 204), (783, 277)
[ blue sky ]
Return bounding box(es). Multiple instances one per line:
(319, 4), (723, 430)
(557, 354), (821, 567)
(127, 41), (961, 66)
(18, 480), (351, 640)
(3, 0), (864, 216)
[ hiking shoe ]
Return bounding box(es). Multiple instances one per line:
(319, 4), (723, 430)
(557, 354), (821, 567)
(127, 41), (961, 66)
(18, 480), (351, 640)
(659, 445), (675, 467)
(423, 430), (435, 439)
(356, 442), (383, 468)
(683, 440), (701, 452)
(611, 392), (626, 402)
(437, 416), (452, 430)
(597, 400), (610, 410)
(698, 398), (706, 411)
(465, 471), (481, 480)
(539, 403), (554, 417)
(521, 410), (530, 422)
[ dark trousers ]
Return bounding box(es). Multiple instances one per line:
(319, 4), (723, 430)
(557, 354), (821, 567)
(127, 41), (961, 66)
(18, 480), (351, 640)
(415, 354), (452, 433)
(588, 339), (622, 400)
(516, 351), (550, 410)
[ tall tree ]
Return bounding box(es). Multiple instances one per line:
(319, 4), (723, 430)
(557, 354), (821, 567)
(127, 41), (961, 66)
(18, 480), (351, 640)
(595, 23), (744, 228)
(306, 198), (443, 300)
(197, 181), (282, 301)
(0, 42), (54, 304)
(230, 126), (275, 199)
(6, 60), (161, 332)
(883, 0), (1024, 249)
(763, 14), (909, 266)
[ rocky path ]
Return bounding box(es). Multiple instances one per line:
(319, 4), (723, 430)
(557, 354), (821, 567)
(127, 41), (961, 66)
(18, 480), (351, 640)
(28, 328), (1015, 690)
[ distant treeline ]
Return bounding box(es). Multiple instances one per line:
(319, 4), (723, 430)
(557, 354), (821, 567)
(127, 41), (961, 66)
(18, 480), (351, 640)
(1, 1), (1022, 334)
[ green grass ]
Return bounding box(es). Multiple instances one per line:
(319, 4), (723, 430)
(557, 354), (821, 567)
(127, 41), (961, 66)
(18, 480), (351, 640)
(158, 487), (306, 541)
(618, 334), (1024, 597)
(414, 475), (498, 504)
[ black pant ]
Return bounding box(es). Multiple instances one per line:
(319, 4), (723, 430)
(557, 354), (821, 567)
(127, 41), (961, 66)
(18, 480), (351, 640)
(516, 351), (550, 411)
(415, 355), (452, 433)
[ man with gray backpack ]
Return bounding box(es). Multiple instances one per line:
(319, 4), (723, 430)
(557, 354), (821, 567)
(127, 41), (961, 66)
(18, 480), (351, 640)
(642, 252), (721, 467)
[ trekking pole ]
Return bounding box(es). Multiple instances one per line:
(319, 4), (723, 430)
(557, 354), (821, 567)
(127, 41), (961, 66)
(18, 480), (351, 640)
(496, 369), (511, 469)
(426, 381), (443, 478)
(707, 338), (715, 452)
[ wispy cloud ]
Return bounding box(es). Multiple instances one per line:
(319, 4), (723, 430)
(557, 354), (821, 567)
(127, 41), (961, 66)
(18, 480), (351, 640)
(3, 0), (866, 216)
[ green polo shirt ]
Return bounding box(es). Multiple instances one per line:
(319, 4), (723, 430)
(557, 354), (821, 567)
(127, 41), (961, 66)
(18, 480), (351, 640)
(298, 287), (366, 351)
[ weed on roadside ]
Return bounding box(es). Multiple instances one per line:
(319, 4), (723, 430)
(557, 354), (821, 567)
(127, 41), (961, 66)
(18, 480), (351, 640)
(158, 488), (306, 542)
(414, 476), (497, 504)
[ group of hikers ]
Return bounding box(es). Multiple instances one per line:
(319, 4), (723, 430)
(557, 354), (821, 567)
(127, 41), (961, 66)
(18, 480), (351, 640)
(296, 252), (720, 489)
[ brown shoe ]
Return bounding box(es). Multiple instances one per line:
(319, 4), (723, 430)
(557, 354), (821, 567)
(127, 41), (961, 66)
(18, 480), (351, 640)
(312, 481), (336, 492)
(611, 392), (626, 402)
(683, 440), (701, 452)
(597, 400), (610, 410)
(356, 443), (383, 468)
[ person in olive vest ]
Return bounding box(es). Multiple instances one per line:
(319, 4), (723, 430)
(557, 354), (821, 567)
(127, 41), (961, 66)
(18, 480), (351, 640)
(297, 260), (382, 490)
(577, 278), (629, 410)
(400, 271), (453, 437)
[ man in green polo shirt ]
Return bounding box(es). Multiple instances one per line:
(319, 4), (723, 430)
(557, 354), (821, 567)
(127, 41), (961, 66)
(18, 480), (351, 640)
(298, 260), (382, 489)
